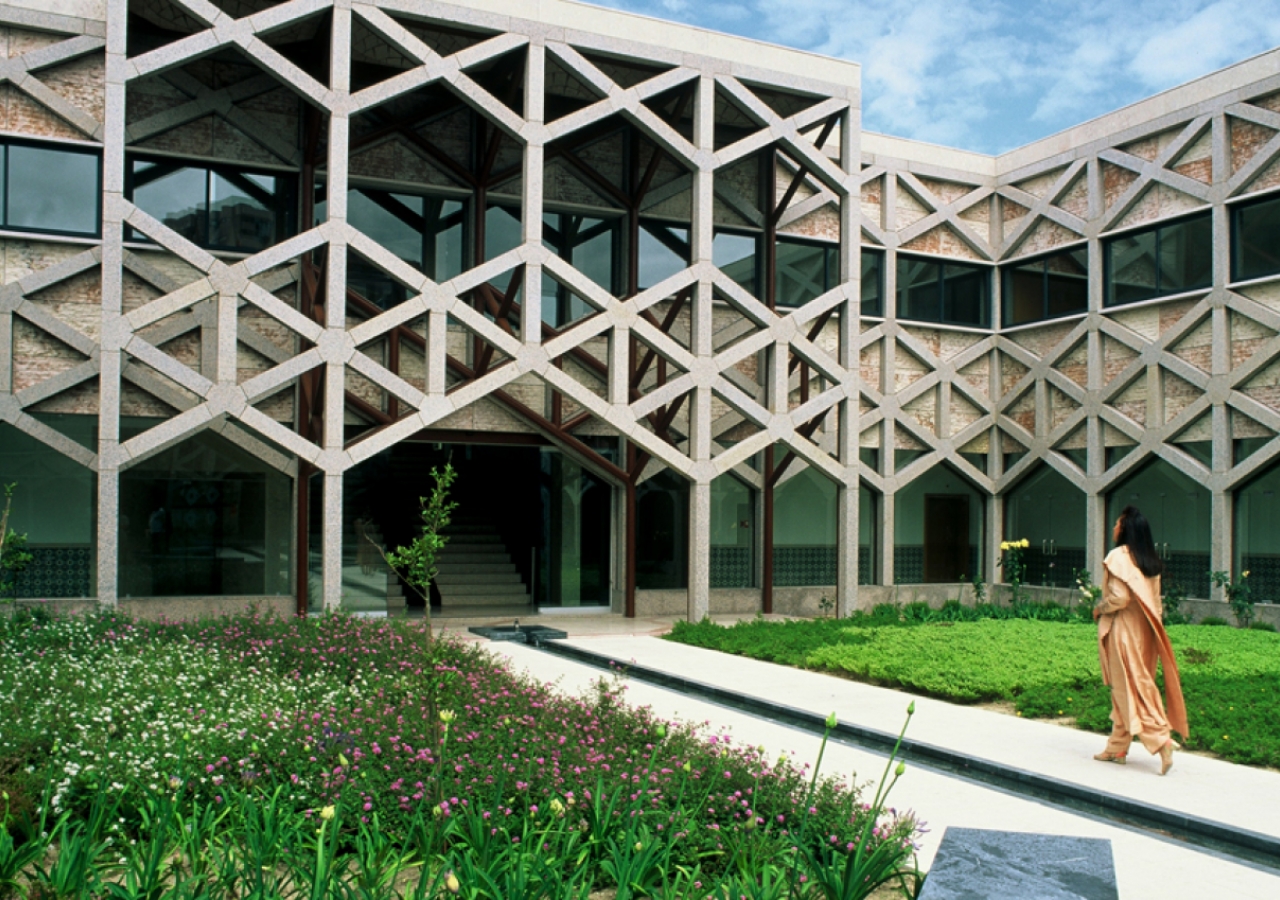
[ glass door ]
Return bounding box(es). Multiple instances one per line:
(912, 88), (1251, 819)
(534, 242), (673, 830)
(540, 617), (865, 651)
(538, 450), (613, 607)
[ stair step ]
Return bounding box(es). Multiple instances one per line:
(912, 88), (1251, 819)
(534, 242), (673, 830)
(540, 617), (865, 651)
(436, 562), (517, 575)
(435, 552), (513, 564)
(435, 572), (523, 585)
(439, 594), (532, 607)
(442, 583), (529, 596)
(442, 541), (507, 552)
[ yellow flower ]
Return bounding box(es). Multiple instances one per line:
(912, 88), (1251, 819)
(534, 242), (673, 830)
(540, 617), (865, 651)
(439, 710), (456, 724)
(445, 872), (460, 894)
(338, 752), (349, 768)
(320, 805), (335, 821)
(1243, 570), (1250, 578)
(550, 798), (565, 817)
(634, 841), (643, 852)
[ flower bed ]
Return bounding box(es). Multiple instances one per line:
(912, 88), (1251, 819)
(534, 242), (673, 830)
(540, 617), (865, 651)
(668, 609), (1280, 768)
(0, 608), (922, 897)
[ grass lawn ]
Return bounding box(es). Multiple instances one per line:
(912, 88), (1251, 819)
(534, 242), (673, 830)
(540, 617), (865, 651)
(0, 608), (922, 899)
(667, 609), (1280, 769)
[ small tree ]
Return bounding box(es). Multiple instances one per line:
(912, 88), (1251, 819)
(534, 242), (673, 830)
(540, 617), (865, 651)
(375, 464), (457, 638)
(0, 483), (34, 602)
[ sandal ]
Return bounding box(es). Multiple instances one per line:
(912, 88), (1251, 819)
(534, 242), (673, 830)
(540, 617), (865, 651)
(1093, 750), (1127, 764)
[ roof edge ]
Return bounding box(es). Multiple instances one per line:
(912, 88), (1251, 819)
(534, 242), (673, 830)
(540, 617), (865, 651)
(428, 0), (861, 90)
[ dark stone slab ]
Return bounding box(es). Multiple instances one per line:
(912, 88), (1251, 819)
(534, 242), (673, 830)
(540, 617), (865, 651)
(468, 625), (567, 645)
(917, 828), (1117, 900)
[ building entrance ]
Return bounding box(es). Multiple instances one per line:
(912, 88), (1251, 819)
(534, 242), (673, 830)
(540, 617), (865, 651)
(328, 440), (613, 614)
(924, 495), (970, 582)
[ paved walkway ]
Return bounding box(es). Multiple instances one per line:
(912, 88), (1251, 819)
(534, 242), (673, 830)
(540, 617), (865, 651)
(437, 614), (1280, 900)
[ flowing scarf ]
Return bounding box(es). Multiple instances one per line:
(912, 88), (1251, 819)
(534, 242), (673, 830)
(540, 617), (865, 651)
(1101, 547), (1190, 738)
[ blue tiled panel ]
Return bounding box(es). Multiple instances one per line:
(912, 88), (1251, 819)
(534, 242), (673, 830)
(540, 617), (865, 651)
(895, 546), (923, 583)
(775, 546), (836, 586)
(710, 546), (753, 588)
(1163, 553), (1210, 600)
(12, 546), (93, 598)
(772, 546), (874, 586)
(1022, 548), (1087, 587)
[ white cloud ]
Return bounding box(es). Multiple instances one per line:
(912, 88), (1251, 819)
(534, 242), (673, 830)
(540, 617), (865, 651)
(1130, 0), (1280, 87)
(586, 0), (1280, 153)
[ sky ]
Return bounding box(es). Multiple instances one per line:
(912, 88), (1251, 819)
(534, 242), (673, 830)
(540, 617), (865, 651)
(585, 0), (1280, 155)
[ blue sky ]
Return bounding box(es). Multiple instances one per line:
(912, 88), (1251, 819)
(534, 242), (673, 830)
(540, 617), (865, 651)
(586, 0), (1280, 154)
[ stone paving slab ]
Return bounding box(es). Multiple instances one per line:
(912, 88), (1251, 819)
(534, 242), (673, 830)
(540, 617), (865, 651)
(483, 637), (1280, 900)
(918, 828), (1118, 900)
(563, 635), (1280, 843)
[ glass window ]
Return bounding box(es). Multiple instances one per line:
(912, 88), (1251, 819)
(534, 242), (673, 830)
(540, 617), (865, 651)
(134, 163), (206, 245)
(540, 450), (612, 607)
(1106, 459), (1210, 599)
(1002, 246), (1089, 326)
(861, 249), (883, 316)
(638, 221), (689, 291)
(349, 189), (427, 268)
(485, 203), (522, 261)
(0, 421), (96, 599)
(4, 143), (100, 236)
(1233, 194), (1280, 282)
(1105, 212), (1211, 306)
(710, 474), (754, 588)
(714, 230), (758, 296)
(334, 187), (467, 310)
(775, 237), (835, 308)
(896, 255), (990, 327)
(129, 157), (295, 253)
(542, 211), (619, 327)
(636, 469), (688, 589)
(1236, 463), (1280, 607)
(118, 431), (292, 598)
(1004, 465), (1086, 588)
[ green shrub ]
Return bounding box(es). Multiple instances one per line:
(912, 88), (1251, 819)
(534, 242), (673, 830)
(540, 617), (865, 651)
(867, 603), (903, 625)
(1199, 616), (1230, 626)
(901, 601), (934, 623)
(1250, 621), (1277, 632)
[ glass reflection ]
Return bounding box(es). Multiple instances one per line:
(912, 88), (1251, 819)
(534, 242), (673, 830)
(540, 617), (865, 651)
(7, 144), (99, 235)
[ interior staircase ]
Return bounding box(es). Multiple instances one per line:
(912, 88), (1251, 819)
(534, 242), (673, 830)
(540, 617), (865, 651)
(435, 516), (532, 610)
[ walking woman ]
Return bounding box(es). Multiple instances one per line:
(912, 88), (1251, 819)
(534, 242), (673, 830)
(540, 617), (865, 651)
(1092, 506), (1188, 774)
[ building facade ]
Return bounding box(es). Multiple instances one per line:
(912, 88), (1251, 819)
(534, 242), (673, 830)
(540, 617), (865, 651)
(1, 0), (1279, 619)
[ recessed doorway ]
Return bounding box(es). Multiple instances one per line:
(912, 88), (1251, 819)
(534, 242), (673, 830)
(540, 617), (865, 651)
(924, 495), (970, 583)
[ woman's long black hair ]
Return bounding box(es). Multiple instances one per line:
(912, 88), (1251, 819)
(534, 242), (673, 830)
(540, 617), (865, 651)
(1115, 505), (1163, 578)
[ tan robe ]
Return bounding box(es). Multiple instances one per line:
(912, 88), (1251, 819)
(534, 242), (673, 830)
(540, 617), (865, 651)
(1097, 546), (1189, 755)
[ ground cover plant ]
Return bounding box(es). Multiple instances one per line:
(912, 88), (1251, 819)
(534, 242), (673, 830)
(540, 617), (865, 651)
(668, 605), (1280, 769)
(0, 608), (923, 898)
